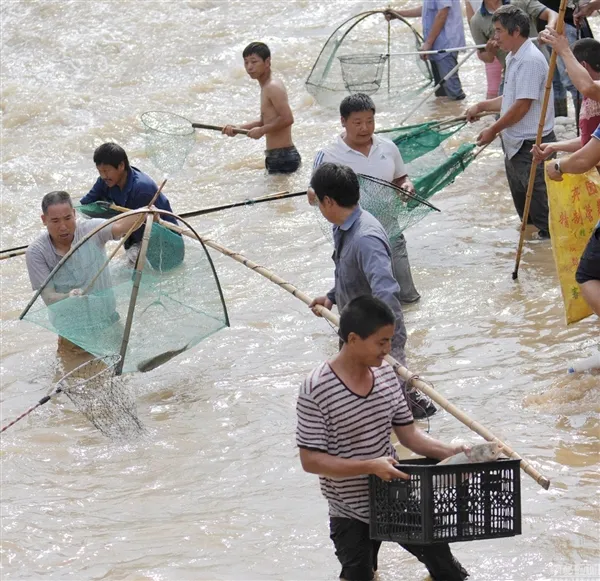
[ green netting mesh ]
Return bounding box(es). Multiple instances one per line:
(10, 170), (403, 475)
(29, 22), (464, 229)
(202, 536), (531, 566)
(306, 10), (432, 106)
(376, 119), (467, 163)
(22, 218), (228, 374)
(76, 203), (184, 271)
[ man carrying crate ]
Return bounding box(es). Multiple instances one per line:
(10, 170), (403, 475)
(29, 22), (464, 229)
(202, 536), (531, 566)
(296, 295), (469, 581)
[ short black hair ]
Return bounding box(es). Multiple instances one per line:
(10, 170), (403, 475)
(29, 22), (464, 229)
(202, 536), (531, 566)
(339, 296), (395, 342)
(310, 163), (360, 208)
(339, 93), (376, 119)
(492, 5), (530, 38)
(242, 42), (270, 61)
(572, 39), (600, 73)
(93, 142), (130, 170)
(41, 191), (72, 215)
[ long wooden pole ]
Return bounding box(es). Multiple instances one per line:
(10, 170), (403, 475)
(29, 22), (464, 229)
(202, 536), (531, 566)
(512, 0), (568, 280)
(192, 122), (248, 135)
(157, 217), (551, 490)
(115, 214), (154, 376)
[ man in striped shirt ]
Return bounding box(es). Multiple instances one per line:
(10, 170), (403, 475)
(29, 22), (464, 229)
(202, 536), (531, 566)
(297, 296), (468, 581)
(466, 5), (556, 239)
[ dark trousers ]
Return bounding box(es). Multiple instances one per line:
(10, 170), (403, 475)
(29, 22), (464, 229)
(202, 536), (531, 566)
(329, 517), (469, 581)
(503, 131), (556, 234)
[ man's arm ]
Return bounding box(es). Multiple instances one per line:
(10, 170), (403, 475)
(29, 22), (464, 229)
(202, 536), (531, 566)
(574, 0), (600, 25)
(385, 6), (423, 19)
(357, 236), (402, 315)
(299, 448), (409, 480)
(80, 177), (107, 205)
(421, 6), (450, 52)
(393, 422), (462, 460)
(539, 27), (600, 101)
(477, 98), (533, 146)
(532, 137), (583, 163)
(547, 136), (600, 180)
(111, 212), (147, 239)
(247, 84), (294, 140)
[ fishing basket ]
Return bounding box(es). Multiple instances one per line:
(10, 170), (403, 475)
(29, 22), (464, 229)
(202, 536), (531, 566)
(338, 53), (389, 95)
(369, 458), (521, 545)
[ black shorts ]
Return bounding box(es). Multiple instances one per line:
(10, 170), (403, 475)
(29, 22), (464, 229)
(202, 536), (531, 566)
(329, 517), (468, 581)
(575, 224), (600, 285)
(265, 145), (301, 174)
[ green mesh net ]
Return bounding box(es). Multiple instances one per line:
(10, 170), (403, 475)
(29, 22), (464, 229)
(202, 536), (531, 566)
(21, 217), (229, 374)
(376, 119), (467, 163)
(306, 10), (432, 106)
(76, 203), (184, 271)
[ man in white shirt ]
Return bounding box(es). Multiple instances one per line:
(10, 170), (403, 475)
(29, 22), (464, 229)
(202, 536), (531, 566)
(465, 4), (556, 238)
(312, 93), (421, 304)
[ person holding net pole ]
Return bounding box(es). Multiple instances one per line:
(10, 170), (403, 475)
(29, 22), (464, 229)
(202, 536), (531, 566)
(80, 143), (180, 267)
(312, 94), (422, 305)
(222, 42), (301, 174)
(385, 0), (467, 101)
(465, 4), (556, 240)
(308, 163), (437, 419)
(25, 191), (149, 362)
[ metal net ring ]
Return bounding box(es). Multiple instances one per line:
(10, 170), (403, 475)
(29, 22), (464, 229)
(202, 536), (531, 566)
(141, 111), (195, 136)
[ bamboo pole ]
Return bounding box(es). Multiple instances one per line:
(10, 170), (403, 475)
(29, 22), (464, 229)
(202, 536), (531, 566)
(116, 214), (154, 376)
(398, 48), (478, 126)
(387, 14), (391, 94)
(192, 122), (248, 135)
(512, 0), (568, 280)
(157, 217), (551, 490)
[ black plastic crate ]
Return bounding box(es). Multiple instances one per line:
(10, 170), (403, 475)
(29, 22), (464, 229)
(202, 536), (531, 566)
(369, 458), (521, 545)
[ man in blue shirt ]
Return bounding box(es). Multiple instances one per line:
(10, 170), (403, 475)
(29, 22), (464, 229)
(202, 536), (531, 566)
(80, 143), (178, 264)
(309, 162), (437, 418)
(386, 0), (466, 100)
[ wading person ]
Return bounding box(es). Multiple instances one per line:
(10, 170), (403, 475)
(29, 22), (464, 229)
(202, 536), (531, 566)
(308, 162), (437, 418)
(385, 0), (467, 100)
(26, 191), (145, 371)
(297, 295), (468, 581)
(80, 142), (177, 265)
(222, 42), (301, 174)
(313, 93), (421, 305)
(465, 4), (556, 239)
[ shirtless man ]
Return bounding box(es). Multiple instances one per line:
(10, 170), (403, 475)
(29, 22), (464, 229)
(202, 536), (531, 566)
(222, 42), (301, 174)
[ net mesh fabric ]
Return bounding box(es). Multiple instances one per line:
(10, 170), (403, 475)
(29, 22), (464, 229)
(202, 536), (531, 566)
(313, 143), (477, 241)
(141, 111), (195, 174)
(377, 120), (467, 164)
(23, 219), (228, 373)
(56, 355), (144, 439)
(305, 11), (432, 106)
(338, 54), (389, 95)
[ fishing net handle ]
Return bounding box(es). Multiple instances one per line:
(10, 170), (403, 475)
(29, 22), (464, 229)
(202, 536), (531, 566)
(192, 122), (248, 135)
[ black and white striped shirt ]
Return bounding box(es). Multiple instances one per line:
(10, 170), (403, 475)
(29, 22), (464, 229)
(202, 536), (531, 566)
(296, 361), (413, 523)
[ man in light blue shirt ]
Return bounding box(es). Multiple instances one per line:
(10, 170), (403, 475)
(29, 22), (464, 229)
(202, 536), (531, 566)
(386, 0), (466, 100)
(308, 162), (437, 418)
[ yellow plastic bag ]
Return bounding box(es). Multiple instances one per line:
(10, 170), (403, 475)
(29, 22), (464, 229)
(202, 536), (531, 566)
(546, 167), (600, 324)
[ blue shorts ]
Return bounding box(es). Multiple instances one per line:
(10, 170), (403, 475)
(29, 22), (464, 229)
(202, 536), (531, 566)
(576, 224), (600, 284)
(265, 146), (301, 174)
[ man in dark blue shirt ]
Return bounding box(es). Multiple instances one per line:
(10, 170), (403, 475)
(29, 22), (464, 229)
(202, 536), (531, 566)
(80, 143), (180, 266)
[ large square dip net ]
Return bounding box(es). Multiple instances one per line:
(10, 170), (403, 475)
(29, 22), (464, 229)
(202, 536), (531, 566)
(20, 212), (229, 374)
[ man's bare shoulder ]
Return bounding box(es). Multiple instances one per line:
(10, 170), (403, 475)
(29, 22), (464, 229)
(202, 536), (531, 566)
(263, 76), (289, 96)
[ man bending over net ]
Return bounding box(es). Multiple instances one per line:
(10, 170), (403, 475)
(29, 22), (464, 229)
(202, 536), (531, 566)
(80, 143), (177, 265)
(222, 42), (301, 174)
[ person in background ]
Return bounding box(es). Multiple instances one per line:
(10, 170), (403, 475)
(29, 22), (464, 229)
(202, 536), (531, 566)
(545, 123), (600, 316)
(532, 37), (600, 164)
(466, 0), (503, 98)
(385, 0), (467, 100)
(466, 5), (556, 239)
(222, 42), (301, 174)
(80, 142), (177, 265)
(468, 0), (557, 99)
(308, 162), (437, 419)
(297, 295), (468, 581)
(312, 93), (421, 305)
(536, 0), (594, 119)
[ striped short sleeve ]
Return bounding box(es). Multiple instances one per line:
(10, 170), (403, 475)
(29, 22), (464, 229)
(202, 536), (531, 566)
(296, 375), (328, 452)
